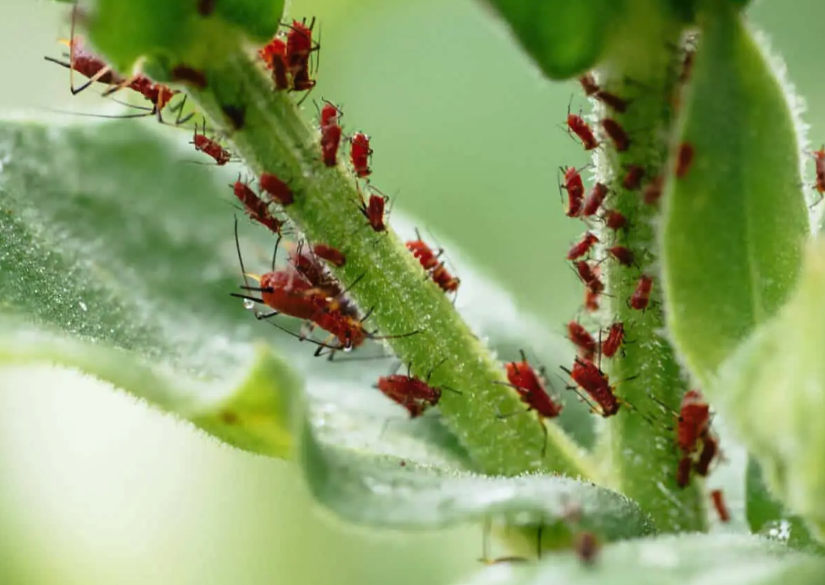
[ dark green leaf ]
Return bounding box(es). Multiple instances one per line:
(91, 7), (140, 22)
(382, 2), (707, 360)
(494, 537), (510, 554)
(478, 0), (622, 79)
(660, 0), (808, 382)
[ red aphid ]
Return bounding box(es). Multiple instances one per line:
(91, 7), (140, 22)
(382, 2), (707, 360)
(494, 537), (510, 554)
(192, 127), (231, 165)
(814, 148), (825, 195)
(694, 432), (719, 477)
(313, 307), (369, 351)
(578, 74), (628, 113)
(359, 192), (389, 232)
(607, 245), (634, 267)
(407, 238), (441, 272)
(259, 172), (294, 206)
(584, 288), (600, 312)
(579, 74), (600, 96)
(629, 275), (653, 311)
(259, 37), (289, 90)
(254, 270), (329, 321)
(642, 176), (664, 206)
(567, 232), (599, 260)
(622, 165), (646, 190)
(601, 118), (630, 152)
(350, 132), (373, 177)
(575, 532), (600, 566)
(320, 101), (342, 128)
(321, 123), (343, 167)
(677, 389), (710, 454)
(285, 18), (318, 72)
(506, 353), (563, 420)
(600, 322), (625, 359)
(231, 177), (284, 235)
(292, 66), (316, 92)
(676, 455), (692, 488)
(562, 167), (586, 217)
(375, 365), (449, 419)
(170, 64), (208, 89)
(566, 358), (620, 417)
(567, 114), (599, 151)
(432, 264), (461, 294)
(604, 209), (628, 231)
(710, 489), (730, 523)
(676, 142), (694, 179)
(313, 244), (346, 267)
(126, 75), (178, 114)
(45, 36), (124, 94)
(582, 183), (609, 217)
(567, 321), (597, 360)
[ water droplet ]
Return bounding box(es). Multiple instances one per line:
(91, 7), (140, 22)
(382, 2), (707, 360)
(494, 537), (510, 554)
(78, 300), (88, 312)
(243, 299), (255, 310)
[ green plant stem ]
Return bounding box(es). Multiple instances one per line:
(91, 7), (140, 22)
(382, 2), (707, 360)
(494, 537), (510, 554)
(178, 51), (596, 480)
(594, 0), (705, 532)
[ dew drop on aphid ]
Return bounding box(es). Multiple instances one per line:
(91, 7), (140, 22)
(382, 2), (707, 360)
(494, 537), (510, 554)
(243, 299), (255, 310)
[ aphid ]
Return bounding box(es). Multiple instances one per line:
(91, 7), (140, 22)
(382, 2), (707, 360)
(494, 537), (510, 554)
(575, 532), (600, 566)
(259, 172), (294, 206)
(600, 322), (625, 359)
(573, 261), (603, 294)
(603, 209), (628, 231)
(676, 142), (694, 178)
(285, 18), (319, 74)
(710, 489), (730, 523)
(231, 177), (284, 235)
(622, 165), (646, 190)
(578, 74), (628, 113)
(601, 118), (630, 152)
(567, 232), (599, 261)
(320, 101), (343, 167)
(676, 389), (710, 454)
(192, 123), (231, 165)
(607, 245), (634, 267)
(407, 235), (442, 272)
(197, 0), (217, 16)
(350, 132), (373, 177)
(358, 189), (389, 232)
(432, 264), (461, 294)
(170, 64), (208, 88)
(561, 166), (586, 217)
(259, 36), (290, 90)
(313, 244), (346, 267)
(582, 183), (609, 217)
(563, 357), (620, 417)
(676, 455), (692, 488)
(567, 113), (599, 151)
(642, 175), (664, 206)
(503, 350), (564, 456)
(814, 148), (825, 195)
(628, 274), (654, 311)
(292, 65), (317, 93)
(694, 432), (719, 477)
(567, 321), (597, 360)
(584, 288), (600, 312)
(375, 360), (456, 418)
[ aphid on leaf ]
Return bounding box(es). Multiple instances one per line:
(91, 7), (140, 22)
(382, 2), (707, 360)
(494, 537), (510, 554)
(313, 244), (346, 267)
(350, 131), (373, 177)
(567, 321), (597, 360)
(582, 183), (609, 217)
(561, 166), (586, 217)
(375, 359), (459, 418)
(259, 172), (294, 206)
(622, 165), (646, 190)
(607, 245), (634, 267)
(500, 350), (564, 457)
(601, 118), (630, 152)
(567, 232), (599, 261)
(603, 209), (628, 231)
(567, 113), (599, 151)
(600, 322), (625, 359)
(710, 489), (730, 523)
(628, 274), (653, 311)
(192, 122), (231, 165)
(675, 142), (695, 178)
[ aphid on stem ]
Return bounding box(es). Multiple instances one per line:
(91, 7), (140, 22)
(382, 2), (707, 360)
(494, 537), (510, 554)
(642, 176), (664, 206)
(358, 185), (390, 233)
(622, 165), (646, 190)
(560, 166), (586, 218)
(230, 175), (285, 236)
(606, 245), (635, 268)
(191, 121), (231, 165)
(628, 274), (654, 311)
(600, 322), (625, 359)
(259, 172), (295, 206)
(567, 321), (597, 360)
(578, 74), (629, 113)
(710, 489), (730, 523)
(582, 183), (609, 217)
(675, 142), (695, 178)
(350, 131), (373, 177)
(566, 232), (599, 261)
(313, 244), (346, 267)
(566, 109), (599, 151)
(812, 147), (825, 202)
(600, 118), (630, 152)
(603, 209), (628, 231)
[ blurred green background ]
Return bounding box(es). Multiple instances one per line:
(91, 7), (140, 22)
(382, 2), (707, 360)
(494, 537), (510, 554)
(2, 0), (825, 583)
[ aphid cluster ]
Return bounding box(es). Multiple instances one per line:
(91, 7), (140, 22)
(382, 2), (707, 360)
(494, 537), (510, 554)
(667, 389), (722, 489)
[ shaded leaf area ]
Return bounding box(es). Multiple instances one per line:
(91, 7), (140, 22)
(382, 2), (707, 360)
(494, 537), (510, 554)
(299, 410), (655, 541)
(0, 118), (301, 458)
(712, 240), (825, 544)
(661, 0), (808, 384)
(459, 534), (819, 585)
(478, 0), (620, 80)
(746, 458), (825, 555)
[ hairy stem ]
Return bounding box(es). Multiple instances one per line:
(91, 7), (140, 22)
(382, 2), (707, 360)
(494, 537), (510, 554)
(593, 0), (705, 531)
(170, 50), (596, 479)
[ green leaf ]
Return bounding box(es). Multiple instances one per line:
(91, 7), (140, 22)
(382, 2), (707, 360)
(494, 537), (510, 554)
(712, 239), (825, 543)
(746, 458), (824, 554)
(478, 0), (621, 79)
(0, 117), (299, 459)
(660, 0), (808, 383)
(459, 534), (820, 585)
(297, 406), (655, 545)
